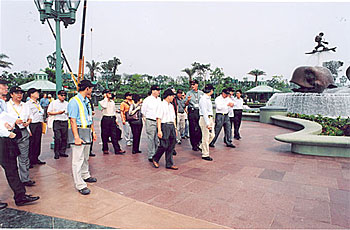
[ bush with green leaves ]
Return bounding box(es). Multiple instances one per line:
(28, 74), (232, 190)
(287, 113), (350, 136)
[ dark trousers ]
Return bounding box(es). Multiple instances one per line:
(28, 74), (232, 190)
(210, 113), (232, 145)
(101, 116), (121, 153)
(29, 122), (43, 164)
(233, 110), (243, 138)
(0, 137), (26, 201)
(53, 120), (68, 157)
(130, 122), (143, 152)
(188, 109), (202, 148)
(153, 123), (176, 168)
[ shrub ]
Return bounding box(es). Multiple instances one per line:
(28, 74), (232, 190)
(287, 113), (350, 136)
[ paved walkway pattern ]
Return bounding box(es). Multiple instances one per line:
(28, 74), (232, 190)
(0, 110), (349, 229)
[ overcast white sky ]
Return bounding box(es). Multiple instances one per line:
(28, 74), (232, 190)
(1, 0), (349, 82)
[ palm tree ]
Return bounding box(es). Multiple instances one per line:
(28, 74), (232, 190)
(248, 69), (266, 87)
(0, 53), (13, 69)
(181, 67), (196, 82)
(111, 57), (122, 76)
(86, 60), (101, 82)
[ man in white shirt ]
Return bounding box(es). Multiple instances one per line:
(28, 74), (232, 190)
(210, 88), (235, 148)
(7, 86), (35, 187)
(152, 89), (178, 170)
(99, 89), (125, 155)
(141, 85), (162, 162)
(199, 84), (215, 161)
(48, 90), (69, 159)
(232, 89), (244, 140)
(26, 88), (45, 166)
(0, 80), (40, 207)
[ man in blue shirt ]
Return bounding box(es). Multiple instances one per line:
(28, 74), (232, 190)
(68, 80), (97, 195)
(0, 79), (39, 207)
(40, 93), (50, 121)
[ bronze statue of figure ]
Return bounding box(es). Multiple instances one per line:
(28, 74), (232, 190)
(290, 66), (337, 93)
(305, 32), (336, 54)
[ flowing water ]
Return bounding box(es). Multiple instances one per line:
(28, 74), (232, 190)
(267, 88), (350, 117)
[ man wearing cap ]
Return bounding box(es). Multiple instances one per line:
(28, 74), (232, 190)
(209, 88), (236, 148)
(0, 79), (40, 207)
(47, 90), (69, 159)
(141, 85), (162, 162)
(120, 92), (134, 146)
(99, 89), (125, 155)
(152, 89), (178, 170)
(68, 79), (97, 195)
(7, 86), (35, 186)
(185, 80), (204, 151)
(26, 88), (46, 166)
(199, 84), (215, 161)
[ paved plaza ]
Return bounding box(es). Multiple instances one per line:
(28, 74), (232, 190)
(0, 109), (349, 229)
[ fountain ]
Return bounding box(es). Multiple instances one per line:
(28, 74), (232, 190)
(266, 33), (350, 118)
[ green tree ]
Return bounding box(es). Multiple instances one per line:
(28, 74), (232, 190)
(44, 67), (56, 83)
(248, 69), (266, 87)
(192, 62), (211, 84)
(322, 60), (343, 81)
(0, 53), (13, 69)
(182, 67), (197, 83)
(209, 67), (225, 96)
(86, 60), (101, 82)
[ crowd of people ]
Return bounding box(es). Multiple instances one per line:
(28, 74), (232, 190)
(0, 78), (245, 207)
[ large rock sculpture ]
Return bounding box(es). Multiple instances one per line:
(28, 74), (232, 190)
(290, 66), (337, 93)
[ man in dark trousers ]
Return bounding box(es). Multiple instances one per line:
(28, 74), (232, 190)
(26, 88), (46, 167)
(152, 89), (178, 170)
(185, 80), (204, 151)
(0, 79), (40, 207)
(210, 88), (235, 148)
(99, 89), (125, 155)
(47, 90), (69, 159)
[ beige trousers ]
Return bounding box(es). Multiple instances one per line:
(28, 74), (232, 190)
(71, 144), (91, 190)
(199, 116), (215, 157)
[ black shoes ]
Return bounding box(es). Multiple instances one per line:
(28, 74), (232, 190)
(60, 154), (69, 157)
(173, 150), (177, 155)
(152, 160), (159, 168)
(83, 177), (97, 183)
(209, 143), (215, 148)
(226, 144), (236, 148)
(0, 202), (8, 210)
(89, 153), (96, 157)
(78, 187), (90, 195)
(37, 160), (46, 165)
(148, 159), (153, 162)
(202, 156), (213, 161)
(192, 147), (200, 151)
(23, 180), (36, 187)
(115, 150), (126, 155)
(54, 155), (59, 159)
(166, 165), (179, 170)
(132, 150), (142, 154)
(15, 194), (40, 206)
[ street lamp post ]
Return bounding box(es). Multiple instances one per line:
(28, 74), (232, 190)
(34, 0), (80, 95)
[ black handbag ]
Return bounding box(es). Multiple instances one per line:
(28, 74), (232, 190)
(126, 110), (140, 122)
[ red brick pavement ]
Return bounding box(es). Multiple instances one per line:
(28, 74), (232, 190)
(1, 109), (349, 229)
